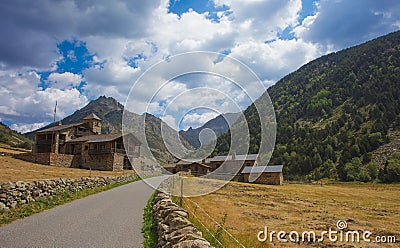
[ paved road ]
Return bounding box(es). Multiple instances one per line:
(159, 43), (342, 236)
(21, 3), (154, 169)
(0, 176), (167, 248)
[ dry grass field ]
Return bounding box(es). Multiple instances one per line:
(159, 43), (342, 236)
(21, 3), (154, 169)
(180, 181), (400, 247)
(0, 147), (135, 182)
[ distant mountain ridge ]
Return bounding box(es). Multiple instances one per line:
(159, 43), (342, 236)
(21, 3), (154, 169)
(179, 112), (240, 148)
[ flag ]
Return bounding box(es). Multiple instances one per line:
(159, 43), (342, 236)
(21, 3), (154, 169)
(54, 100), (57, 113)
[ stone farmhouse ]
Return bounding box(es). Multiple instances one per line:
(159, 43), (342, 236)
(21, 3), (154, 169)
(163, 153), (284, 185)
(16, 113), (141, 171)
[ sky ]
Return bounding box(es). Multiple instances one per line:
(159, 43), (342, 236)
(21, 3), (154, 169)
(0, 0), (399, 133)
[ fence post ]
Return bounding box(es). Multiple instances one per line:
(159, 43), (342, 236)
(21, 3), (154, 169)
(180, 177), (184, 206)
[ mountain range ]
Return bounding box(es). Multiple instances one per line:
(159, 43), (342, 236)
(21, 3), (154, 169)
(6, 31), (400, 182)
(179, 112), (240, 149)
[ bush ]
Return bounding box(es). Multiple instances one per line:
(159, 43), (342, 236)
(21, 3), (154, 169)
(379, 152), (400, 183)
(366, 162), (379, 180)
(344, 157), (374, 182)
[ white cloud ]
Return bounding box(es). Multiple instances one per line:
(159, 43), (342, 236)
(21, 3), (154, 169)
(11, 122), (49, 134)
(295, 0), (400, 49)
(47, 72), (82, 89)
(1, 0), (399, 131)
(162, 114), (178, 130)
(181, 111), (220, 130)
(214, 0), (302, 41)
(0, 69), (88, 126)
(0, 0), (161, 69)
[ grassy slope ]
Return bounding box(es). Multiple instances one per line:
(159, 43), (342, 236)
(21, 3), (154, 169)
(0, 122), (33, 149)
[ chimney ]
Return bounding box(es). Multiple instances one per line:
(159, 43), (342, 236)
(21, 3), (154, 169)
(57, 121), (62, 126)
(232, 151), (236, 160)
(202, 158), (206, 164)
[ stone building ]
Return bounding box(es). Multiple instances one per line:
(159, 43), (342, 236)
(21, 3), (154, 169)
(241, 165), (283, 185)
(163, 154), (284, 185)
(164, 160), (211, 176)
(208, 153), (259, 171)
(17, 113), (141, 171)
(163, 153), (260, 181)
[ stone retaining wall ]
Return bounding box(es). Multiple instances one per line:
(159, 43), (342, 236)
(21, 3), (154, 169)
(14, 152), (52, 165)
(0, 174), (137, 211)
(152, 192), (213, 248)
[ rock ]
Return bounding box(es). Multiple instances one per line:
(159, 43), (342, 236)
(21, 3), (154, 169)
(0, 202), (8, 211)
(167, 216), (192, 231)
(15, 181), (25, 188)
(170, 226), (202, 239)
(9, 201), (17, 208)
(172, 239), (212, 248)
(152, 192), (213, 248)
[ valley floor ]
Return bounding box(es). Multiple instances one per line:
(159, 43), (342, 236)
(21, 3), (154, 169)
(181, 181), (400, 247)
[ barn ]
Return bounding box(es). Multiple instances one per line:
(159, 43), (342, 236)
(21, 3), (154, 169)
(241, 165), (283, 185)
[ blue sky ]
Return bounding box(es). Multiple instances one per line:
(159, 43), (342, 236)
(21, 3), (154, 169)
(0, 0), (399, 132)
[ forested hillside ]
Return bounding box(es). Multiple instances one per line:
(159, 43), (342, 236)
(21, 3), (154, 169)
(214, 31), (400, 182)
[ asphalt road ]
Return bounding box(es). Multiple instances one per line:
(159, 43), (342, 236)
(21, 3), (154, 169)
(0, 176), (167, 248)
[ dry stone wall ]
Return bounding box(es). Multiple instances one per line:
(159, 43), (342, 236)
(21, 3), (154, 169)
(0, 174), (137, 211)
(152, 192), (213, 248)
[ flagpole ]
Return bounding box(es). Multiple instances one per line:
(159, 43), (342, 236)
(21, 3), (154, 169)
(53, 101), (57, 123)
(51, 101), (57, 153)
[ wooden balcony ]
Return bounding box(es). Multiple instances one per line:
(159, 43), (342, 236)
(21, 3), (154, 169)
(75, 130), (91, 136)
(88, 148), (126, 155)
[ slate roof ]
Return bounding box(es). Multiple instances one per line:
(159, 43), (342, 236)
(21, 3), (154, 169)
(83, 113), (102, 120)
(177, 158), (212, 164)
(36, 123), (84, 133)
(241, 165), (283, 174)
(66, 133), (122, 143)
(210, 154), (258, 162)
(163, 164), (177, 168)
(65, 133), (142, 144)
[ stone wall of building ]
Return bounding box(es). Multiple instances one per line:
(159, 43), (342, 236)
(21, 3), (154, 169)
(0, 174), (137, 211)
(81, 153), (116, 171)
(244, 172), (283, 185)
(112, 153), (125, 171)
(152, 192), (213, 248)
(49, 153), (80, 168)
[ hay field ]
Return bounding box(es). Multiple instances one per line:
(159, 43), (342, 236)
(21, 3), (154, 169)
(181, 181), (400, 247)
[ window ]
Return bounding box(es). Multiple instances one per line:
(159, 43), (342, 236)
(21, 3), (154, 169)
(84, 145), (88, 151)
